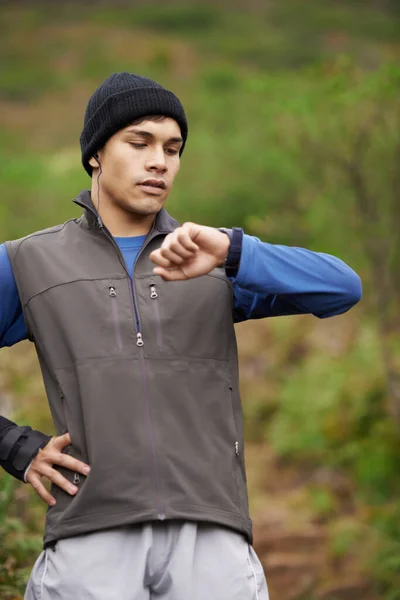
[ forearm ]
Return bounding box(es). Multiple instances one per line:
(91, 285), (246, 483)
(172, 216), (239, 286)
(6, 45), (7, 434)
(232, 235), (362, 319)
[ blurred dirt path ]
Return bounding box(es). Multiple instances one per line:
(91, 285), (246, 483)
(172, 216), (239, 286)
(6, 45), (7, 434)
(246, 443), (379, 600)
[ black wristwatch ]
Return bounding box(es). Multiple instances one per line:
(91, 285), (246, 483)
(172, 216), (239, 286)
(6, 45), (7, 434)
(218, 227), (243, 278)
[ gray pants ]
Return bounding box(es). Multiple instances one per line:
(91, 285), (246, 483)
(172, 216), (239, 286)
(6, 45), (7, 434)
(24, 521), (269, 599)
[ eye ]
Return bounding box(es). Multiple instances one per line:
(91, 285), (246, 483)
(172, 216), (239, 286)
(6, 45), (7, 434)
(130, 143), (147, 148)
(166, 148), (179, 156)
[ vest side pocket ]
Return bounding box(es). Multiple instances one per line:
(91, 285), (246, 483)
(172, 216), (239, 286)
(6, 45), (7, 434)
(60, 444), (82, 489)
(229, 385), (243, 512)
(55, 386), (81, 486)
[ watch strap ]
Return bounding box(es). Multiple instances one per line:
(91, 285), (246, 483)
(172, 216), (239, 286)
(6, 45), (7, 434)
(218, 227), (243, 277)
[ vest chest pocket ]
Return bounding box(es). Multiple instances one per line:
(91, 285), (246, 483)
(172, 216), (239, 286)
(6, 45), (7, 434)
(148, 282), (163, 352)
(137, 273), (233, 360)
(108, 284), (123, 352)
(27, 277), (137, 367)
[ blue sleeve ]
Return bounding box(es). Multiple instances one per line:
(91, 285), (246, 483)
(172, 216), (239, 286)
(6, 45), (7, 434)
(231, 235), (362, 323)
(0, 243), (29, 346)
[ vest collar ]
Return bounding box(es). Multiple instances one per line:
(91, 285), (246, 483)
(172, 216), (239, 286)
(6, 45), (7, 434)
(73, 189), (180, 235)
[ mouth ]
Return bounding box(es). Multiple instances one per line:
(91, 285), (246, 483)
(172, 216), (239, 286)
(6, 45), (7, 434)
(138, 179), (166, 192)
(137, 180), (166, 196)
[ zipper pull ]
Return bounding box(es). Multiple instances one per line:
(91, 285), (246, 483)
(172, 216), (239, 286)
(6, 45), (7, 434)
(136, 332), (144, 347)
(109, 286), (117, 297)
(73, 473), (80, 485)
(150, 285), (158, 299)
(235, 441), (240, 456)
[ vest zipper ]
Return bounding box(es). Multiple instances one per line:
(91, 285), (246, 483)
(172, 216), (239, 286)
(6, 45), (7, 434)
(149, 283), (163, 351)
(97, 217), (165, 520)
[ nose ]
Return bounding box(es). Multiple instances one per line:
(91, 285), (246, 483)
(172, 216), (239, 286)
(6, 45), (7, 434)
(146, 147), (167, 173)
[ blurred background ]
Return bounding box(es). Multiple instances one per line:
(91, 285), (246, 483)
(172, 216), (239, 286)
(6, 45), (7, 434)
(0, 1), (399, 598)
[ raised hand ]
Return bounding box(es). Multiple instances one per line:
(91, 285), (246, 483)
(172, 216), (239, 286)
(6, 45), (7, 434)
(149, 222), (230, 281)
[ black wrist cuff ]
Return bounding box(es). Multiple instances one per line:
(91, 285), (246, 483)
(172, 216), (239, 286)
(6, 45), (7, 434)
(0, 424), (51, 482)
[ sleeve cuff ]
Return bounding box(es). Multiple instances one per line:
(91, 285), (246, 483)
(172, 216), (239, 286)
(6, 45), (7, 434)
(230, 234), (258, 286)
(23, 459), (34, 483)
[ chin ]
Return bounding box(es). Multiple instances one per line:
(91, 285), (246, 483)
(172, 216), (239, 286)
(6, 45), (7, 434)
(128, 198), (164, 215)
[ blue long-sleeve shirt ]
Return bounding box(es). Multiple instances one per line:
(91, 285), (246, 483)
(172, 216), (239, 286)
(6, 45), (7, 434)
(0, 233), (362, 348)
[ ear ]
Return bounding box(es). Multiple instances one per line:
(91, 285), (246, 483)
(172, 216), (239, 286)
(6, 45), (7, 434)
(88, 155), (99, 169)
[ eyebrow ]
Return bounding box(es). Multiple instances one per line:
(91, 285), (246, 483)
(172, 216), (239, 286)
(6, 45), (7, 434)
(124, 128), (183, 144)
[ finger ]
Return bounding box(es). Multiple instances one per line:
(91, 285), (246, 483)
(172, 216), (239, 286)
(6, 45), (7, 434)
(168, 241), (195, 260)
(159, 246), (185, 265)
(52, 432), (72, 450)
(153, 267), (188, 281)
(54, 454), (91, 476)
(176, 230), (200, 253)
(168, 233), (199, 259)
(41, 464), (79, 496)
(150, 249), (179, 268)
(28, 473), (57, 506)
(149, 234), (198, 266)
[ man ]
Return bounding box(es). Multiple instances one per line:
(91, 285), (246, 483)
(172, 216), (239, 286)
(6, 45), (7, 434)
(0, 72), (362, 599)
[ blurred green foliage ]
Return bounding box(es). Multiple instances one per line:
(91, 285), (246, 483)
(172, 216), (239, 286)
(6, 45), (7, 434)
(0, 1), (399, 598)
(0, 476), (43, 600)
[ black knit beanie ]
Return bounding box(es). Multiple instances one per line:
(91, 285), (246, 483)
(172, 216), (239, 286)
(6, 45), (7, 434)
(80, 72), (188, 177)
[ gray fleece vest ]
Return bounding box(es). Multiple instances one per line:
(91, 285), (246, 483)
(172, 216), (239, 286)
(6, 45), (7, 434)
(6, 189), (252, 548)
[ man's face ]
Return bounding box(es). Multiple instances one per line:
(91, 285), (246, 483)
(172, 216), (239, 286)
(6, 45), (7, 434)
(89, 117), (183, 218)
